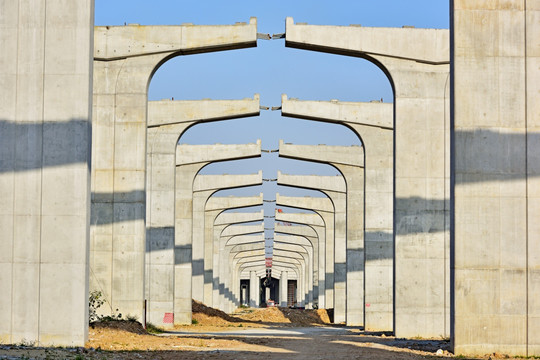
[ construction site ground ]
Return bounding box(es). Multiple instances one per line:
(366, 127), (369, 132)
(0, 302), (521, 359)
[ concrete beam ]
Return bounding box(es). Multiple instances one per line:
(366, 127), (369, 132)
(191, 172), (262, 305)
(284, 17), (450, 337)
(95, 18), (257, 60)
(174, 143), (261, 324)
(281, 95), (394, 330)
(277, 172), (345, 319)
(279, 141), (364, 325)
(91, 19), (258, 321)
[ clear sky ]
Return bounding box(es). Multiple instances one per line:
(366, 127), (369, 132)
(95, 1), (450, 255)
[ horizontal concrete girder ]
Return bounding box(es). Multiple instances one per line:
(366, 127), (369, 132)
(95, 18), (258, 60)
(177, 139), (261, 165)
(148, 94), (260, 128)
(285, 17), (449, 64)
(281, 94), (393, 129)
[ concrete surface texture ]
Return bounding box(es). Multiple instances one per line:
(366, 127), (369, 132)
(277, 172), (346, 312)
(285, 17), (451, 337)
(174, 142), (261, 324)
(143, 98), (260, 327)
(213, 211), (264, 311)
(192, 172), (263, 305)
(275, 193), (332, 308)
(90, 19), (257, 322)
(279, 140), (365, 326)
(0, 0), (94, 346)
(281, 95), (394, 331)
(206, 195), (264, 312)
(452, 1), (539, 356)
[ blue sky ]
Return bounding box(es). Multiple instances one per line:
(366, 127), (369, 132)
(95, 1), (450, 253)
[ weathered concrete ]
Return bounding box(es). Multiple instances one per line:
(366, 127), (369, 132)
(216, 223), (265, 310)
(277, 173), (346, 313)
(192, 172), (262, 304)
(275, 193), (333, 308)
(452, 2), (540, 356)
(144, 96), (260, 325)
(285, 17), (450, 337)
(274, 211), (324, 309)
(279, 142), (364, 325)
(275, 237), (314, 308)
(213, 211), (264, 311)
(91, 19), (258, 320)
(279, 270), (289, 307)
(281, 95), (394, 331)
(0, 0), (94, 346)
(175, 143), (261, 324)
(206, 196), (264, 312)
(274, 223), (322, 306)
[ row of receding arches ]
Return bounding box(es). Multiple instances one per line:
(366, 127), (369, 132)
(90, 18), (450, 339)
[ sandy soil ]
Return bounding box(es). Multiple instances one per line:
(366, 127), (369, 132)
(0, 304), (519, 360)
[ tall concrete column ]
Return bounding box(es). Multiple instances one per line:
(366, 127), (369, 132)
(205, 195), (264, 311)
(280, 271), (289, 307)
(275, 210), (330, 307)
(213, 211), (264, 311)
(281, 95), (394, 331)
(192, 172), (262, 304)
(279, 141), (364, 325)
(249, 271), (259, 308)
(217, 223), (264, 310)
(175, 142), (261, 324)
(0, 0), (94, 346)
(275, 193), (334, 309)
(452, 2), (539, 356)
(285, 17), (450, 337)
(275, 223), (322, 304)
(144, 98), (260, 326)
(91, 19), (258, 320)
(275, 239), (313, 308)
(277, 173), (345, 311)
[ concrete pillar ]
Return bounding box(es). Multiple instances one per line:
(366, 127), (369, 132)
(276, 173), (345, 311)
(175, 142), (261, 324)
(249, 271), (259, 307)
(0, 0), (94, 346)
(280, 271), (289, 307)
(275, 210), (330, 310)
(279, 143), (364, 325)
(275, 239), (313, 308)
(217, 223), (264, 310)
(144, 97), (260, 326)
(205, 195), (264, 311)
(285, 17), (450, 337)
(91, 19), (257, 320)
(281, 95), (394, 331)
(192, 172), (262, 305)
(275, 223), (322, 306)
(275, 193), (334, 309)
(276, 179), (340, 314)
(452, 2), (539, 356)
(213, 211), (264, 311)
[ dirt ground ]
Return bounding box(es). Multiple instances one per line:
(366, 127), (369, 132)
(0, 303), (522, 360)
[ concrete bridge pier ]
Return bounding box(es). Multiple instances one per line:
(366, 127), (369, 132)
(281, 95), (394, 331)
(174, 142), (261, 324)
(279, 142), (364, 325)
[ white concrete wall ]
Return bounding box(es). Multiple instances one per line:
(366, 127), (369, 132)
(452, 1), (539, 356)
(0, 0), (94, 346)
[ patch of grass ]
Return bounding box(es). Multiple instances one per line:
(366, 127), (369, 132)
(192, 319), (199, 325)
(238, 324), (243, 327)
(146, 322), (164, 334)
(126, 314), (138, 322)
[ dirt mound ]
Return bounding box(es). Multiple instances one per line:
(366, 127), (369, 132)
(90, 319), (147, 334)
(235, 307), (331, 326)
(192, 299), (245, 325)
